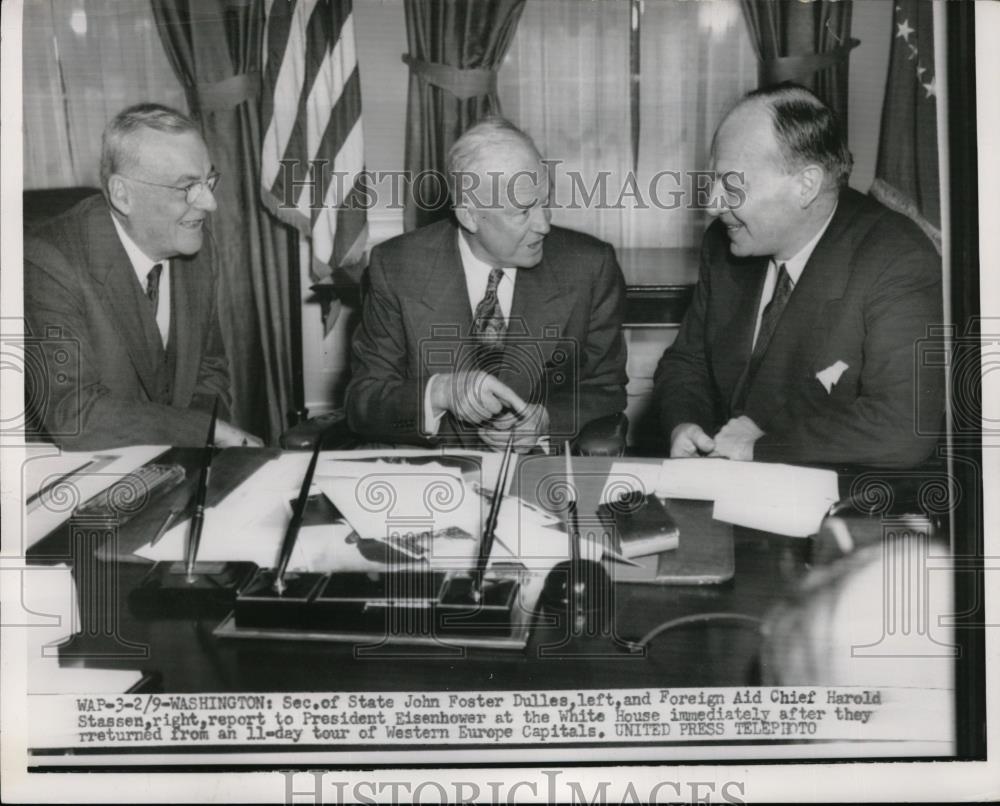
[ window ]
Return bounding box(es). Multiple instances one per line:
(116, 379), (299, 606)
(498, 0), (756, 249)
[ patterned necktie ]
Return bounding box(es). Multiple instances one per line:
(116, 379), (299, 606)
(733, 263), (793, 413)
(146, 263), (163, 316)
(472, 268), (507, 371)
(750, 263), (793, 370)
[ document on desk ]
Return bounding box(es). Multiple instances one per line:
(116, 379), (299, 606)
(136, 449), (533, 571)
(656, 458), (839, 538)
(22, 445), (170, 548)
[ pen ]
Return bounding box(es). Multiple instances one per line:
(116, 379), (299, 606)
(149, 507), (181, 547)
(272, 433), (326, 595)
(184, 398), (219, 582)
(565, 442), (585, 632)
(473, 433), (515, 599)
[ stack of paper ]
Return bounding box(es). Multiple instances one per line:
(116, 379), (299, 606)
(602, 458), (839, 538)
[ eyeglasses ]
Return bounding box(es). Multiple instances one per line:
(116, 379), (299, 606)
(122, 172), (221, 204)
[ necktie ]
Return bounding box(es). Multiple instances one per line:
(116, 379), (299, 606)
(146, 263), (163, 316)
(471, 268), (507, 371)
(733, 263), (793, 413)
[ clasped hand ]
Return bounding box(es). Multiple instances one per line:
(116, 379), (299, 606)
(430, 370), (549, 453)
(670, 415), (763, 461)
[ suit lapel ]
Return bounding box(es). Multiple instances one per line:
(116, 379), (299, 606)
(418, 227), (474, 335)
(169, 252), (206, 405)
(508, 253), (564, 338)
(715, 257), (768, 411)
(84, 203), (163, 400)
(744, 192), (861, 421)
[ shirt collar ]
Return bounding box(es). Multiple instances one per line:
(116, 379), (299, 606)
(777, 202), (838, 286)
(110, 211), (165, 282)
(457, 228), (512, 279)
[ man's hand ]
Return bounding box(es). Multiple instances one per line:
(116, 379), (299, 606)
(670, 423), (715, 457)
(215, 420), (264, 447)
(711, 415), (764, 461)
(478, 402), (550, 454)
(429, 371), (527, 426)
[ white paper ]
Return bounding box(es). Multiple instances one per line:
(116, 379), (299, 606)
(599, 461), (664, 504)
(19, 564), (141, 694)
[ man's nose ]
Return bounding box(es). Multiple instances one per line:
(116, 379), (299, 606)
(193, 184), (218, 213)
(530, 204), (551, 234)
(705, 177), (728, 219)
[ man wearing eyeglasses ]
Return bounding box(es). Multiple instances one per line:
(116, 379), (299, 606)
(24, 103), (262, 449)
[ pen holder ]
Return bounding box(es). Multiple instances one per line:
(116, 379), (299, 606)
(129, 560), (258, 618)
(233, 568), (326, 629)
(224, 564), (529, 645)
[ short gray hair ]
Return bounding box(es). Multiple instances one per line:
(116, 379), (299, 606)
(446, 116), (540, 205)
(100, 103), (199, 191)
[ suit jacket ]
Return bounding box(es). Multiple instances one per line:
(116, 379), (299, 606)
(345, 219), (628, 448)
(653, 188), (945, 468)
(24, 195), (230, 449)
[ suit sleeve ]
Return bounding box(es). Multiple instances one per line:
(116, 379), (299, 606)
(754, 241), (945, 468)
(546, 243), (628, 438)
(24, 241), (215, 449)
(652, 238), (722, 440)
(344, 248), (433, 446)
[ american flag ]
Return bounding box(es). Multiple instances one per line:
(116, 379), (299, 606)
(261, 0), (368, 281)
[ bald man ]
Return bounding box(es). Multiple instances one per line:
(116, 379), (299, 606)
(654, 84), (944, 468)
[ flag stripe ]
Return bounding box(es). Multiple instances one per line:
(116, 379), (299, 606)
(261, 0), (368, 282)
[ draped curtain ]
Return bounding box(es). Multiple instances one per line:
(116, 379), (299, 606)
(402, 0), (525, 231)
(740, 0), (856, 131)
(153, 0), (294, 445)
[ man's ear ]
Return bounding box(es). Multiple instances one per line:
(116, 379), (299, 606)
(797, 164), (825, 207)
(453, 205), (478, 233)
(106, 175), (132, 216)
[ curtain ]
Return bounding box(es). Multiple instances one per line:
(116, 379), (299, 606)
(498, 0), (756, 249)
(22, 0), (188, 188)
(153, 0), (294, 445)
(740, 0), (857, 131)
(402, 0), (525, 231)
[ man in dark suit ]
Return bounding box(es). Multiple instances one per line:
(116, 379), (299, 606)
(24, 103), (262, 449)
(346, 117), (627, 452)
(654, 85), (944, 468)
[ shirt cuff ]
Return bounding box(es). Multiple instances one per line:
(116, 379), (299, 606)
(422, 375), (447, 436)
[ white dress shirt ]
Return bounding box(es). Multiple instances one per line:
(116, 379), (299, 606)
(752, 204), (837, 347)
(422, 231), (518, 435)
(111, 213), (171, 347)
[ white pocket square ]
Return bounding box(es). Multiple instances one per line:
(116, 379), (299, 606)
(816, 360), (849, 394)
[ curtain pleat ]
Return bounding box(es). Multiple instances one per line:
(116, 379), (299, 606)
(402, 0), (526, 231)
(152, 0), (294, 445)
(740, 0), (855, 131)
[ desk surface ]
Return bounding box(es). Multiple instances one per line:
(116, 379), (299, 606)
(29, 450), (811, 693)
